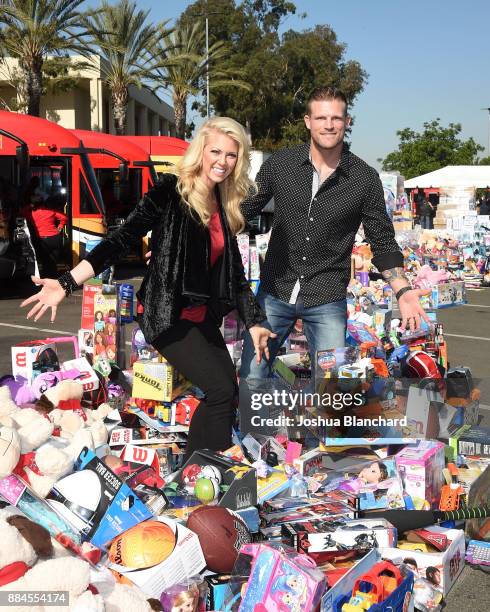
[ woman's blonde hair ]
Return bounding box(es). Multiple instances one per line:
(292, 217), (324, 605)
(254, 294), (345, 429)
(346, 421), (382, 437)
(176, 116), (255, 235)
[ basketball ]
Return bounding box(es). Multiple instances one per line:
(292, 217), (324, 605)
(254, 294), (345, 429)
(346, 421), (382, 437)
(108, 520), (176, 569)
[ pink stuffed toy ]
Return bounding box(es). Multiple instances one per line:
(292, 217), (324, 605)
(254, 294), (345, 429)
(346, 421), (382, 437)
(413, 265), (450, 289)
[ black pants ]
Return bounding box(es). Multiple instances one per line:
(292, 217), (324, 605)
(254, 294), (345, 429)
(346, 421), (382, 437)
(38, 233), (63, 277)
(152, 317), (237, 460)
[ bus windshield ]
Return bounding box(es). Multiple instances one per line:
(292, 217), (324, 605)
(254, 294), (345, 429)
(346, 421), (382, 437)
(79, 151), (105, 216)
(97, 167), (142, 221)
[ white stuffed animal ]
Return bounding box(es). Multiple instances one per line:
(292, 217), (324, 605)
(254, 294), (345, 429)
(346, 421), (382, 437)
(0, 508), (152, 612)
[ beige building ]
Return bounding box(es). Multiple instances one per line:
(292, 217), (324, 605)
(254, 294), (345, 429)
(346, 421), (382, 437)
(0, 55), (176, 136)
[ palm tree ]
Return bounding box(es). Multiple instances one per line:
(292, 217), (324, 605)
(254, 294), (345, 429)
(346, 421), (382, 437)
(154, 22), (251, 140)
(0, 0), (92, 116)
(81, 0), (162, 135)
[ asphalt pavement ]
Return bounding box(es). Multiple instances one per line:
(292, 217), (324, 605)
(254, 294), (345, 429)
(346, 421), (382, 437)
(0, 268), (489, 608)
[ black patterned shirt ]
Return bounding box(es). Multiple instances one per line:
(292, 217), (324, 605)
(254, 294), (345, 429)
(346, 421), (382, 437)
(241, 142), (403, 307)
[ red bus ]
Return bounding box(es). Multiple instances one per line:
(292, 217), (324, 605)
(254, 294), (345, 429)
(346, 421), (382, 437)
(123, 135), (188, 175)
(71, 130), (157, 222)
(0, 111), (105, 277)
(71, 129), (159, 262)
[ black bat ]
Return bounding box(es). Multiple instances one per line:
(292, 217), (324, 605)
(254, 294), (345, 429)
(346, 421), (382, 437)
(360, 506), (490, 533)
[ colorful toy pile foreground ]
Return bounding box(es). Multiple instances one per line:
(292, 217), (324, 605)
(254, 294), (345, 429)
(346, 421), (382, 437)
(0, 266), (489, 611)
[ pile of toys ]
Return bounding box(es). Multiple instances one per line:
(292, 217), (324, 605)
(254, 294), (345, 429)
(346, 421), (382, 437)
(0, 263), (489, 610)
(394, 224), (490, 289)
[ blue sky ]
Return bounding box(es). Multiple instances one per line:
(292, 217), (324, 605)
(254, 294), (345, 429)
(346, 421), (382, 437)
(133, 0), (490, 170)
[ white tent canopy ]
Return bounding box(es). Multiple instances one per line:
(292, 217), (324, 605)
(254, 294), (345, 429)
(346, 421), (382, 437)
(404, 165), (490, 189)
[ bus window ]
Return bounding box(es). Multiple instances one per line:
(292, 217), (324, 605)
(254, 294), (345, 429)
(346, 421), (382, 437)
(80, 172), (100, 215)
(97, 168), (142, 221)
(79, 152), (104, 216)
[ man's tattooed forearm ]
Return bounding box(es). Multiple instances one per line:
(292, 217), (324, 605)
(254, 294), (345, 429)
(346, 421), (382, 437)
(381, 267), (409, 282)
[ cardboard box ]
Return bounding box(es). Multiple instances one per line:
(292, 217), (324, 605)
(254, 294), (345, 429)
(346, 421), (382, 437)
(321, 549), (381, 612)
(61, 357), (99, 393)
(380, 526), (465, 596)
(283, 517), (396, 554)
(179, 449), (257, 510)
(132, 360), (190, 402)
(396, 441), (446, 509)
(11, 340), (57, 383)
(107, 516), (205, 598)
(430, 281), (466, 308)
(449, 425), (490, 458)
(242, 432), (286, 463)
(46, 448), (152, 549)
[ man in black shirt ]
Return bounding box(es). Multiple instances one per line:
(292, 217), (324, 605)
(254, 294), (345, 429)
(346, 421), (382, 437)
(240, 86), (429, 379)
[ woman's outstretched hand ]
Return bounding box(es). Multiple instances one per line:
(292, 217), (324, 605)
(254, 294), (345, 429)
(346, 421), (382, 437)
(249, 325), (277, 364)
(20, 276), (66, 322)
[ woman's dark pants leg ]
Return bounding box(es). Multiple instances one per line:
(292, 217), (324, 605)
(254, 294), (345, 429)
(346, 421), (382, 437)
(152, 317), (237, 461)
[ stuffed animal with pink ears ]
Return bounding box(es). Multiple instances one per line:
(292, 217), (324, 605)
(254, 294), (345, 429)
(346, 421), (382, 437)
(413, 265), (450, 289)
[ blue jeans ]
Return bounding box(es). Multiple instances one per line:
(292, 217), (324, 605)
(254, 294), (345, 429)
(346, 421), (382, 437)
(239, 289), (347, 380)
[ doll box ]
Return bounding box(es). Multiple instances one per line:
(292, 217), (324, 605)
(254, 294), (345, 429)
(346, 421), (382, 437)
(237, 543), (326, 612)
(395, 441), (446, 509)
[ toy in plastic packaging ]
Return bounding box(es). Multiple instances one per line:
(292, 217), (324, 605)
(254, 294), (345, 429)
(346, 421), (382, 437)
(160, 576), (208, 611)
(225, 542), (326, 611)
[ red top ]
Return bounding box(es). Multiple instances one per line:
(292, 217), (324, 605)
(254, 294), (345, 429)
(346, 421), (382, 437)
(30, 208), (68, 238)
(180, 211), (225, 323)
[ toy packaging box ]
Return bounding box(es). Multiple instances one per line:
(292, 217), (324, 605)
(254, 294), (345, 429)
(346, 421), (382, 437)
(178, 449), (257, 510)
(106, 515), (206, 598)
(92, 284), (118, 368)
(380, 526), (465, 596)
(46, 447), (152, 549)
(396, 440), (446, 509)
(130, 327), (160, 366)
(132, 359), (190, 402)
(234, 542), (326, 612)
(109, 427), (187, 447)
(338, 457), (405, 511)
(282, 517), (397, 554)
(242, 432), (287, 463)
(261, 500), (356, 527)
(11, 339), (58, 383)
(449, 425), (490, 458)
(429, 281), (466, 308)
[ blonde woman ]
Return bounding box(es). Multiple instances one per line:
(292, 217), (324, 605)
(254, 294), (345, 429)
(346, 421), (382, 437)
(21, 117), (275, 458)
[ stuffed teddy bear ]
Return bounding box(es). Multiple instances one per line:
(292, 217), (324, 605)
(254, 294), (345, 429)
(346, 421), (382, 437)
(35, 380), (110, 447)
(0, 507), (152, 611)
(0, 386), (110, 498)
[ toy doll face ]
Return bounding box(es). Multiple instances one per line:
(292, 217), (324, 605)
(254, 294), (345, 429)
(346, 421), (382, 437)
(95, 311), (103, 321)
(95, 333), (104, 345)
(358, 462), (384, 484)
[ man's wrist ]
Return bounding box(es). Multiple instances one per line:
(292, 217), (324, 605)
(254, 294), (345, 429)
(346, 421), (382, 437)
(395, 286), (412, 302)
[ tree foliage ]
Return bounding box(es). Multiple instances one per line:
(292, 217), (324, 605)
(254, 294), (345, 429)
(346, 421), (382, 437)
(179, 0), (367, 147)
(153, 21), (250, 139)
(81, 0), (162, 134)
(0, 0), (93, 116)
(382, 119), (484, 179)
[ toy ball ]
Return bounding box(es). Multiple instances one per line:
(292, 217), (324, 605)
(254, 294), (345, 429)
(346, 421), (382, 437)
(182, 463), (203, 491)
(108, 520), (176, 569)
(200, 464), (222, 484)
(194, 476), (220, 504)
(187, 506), (252, 573)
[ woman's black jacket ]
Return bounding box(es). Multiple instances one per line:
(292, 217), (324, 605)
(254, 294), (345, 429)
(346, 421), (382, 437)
(84, 173), (266, 344)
